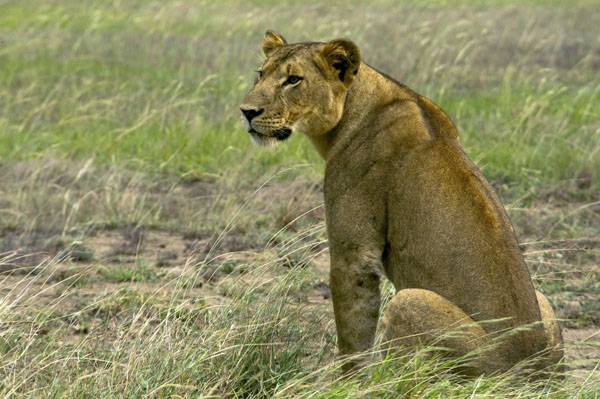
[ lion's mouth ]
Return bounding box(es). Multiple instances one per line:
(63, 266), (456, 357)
(273, 128), (292, 141)
(241, 114), (292, 142)
(249, 128), (292, 142)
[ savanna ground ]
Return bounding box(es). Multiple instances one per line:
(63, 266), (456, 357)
(0, 0), (599, 397)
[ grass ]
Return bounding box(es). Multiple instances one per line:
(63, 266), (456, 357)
(0, 0), (599, 397)
(0, 244), (598, 398)
(1, 0), (599, 193)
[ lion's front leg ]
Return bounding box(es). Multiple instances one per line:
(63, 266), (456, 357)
(330, 248), (382, 374)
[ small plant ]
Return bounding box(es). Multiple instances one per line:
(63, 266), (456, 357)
(97, 259), (157, 282)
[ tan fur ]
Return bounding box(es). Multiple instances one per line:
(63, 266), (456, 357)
(240, 31), (563, 376)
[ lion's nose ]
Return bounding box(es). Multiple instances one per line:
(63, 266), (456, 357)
(240, 107), (264, 122)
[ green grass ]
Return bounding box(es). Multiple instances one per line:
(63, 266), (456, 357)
(0, 0), (599, 397)
(1, 0), (599, 194)
(98, 261), (158, 282)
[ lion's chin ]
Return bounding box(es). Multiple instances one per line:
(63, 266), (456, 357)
(249, 128), (292, 146)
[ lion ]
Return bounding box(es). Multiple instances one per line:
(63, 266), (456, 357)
(240, 31), (563, 376)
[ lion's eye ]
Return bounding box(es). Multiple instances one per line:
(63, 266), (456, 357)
(284, 75), (303, 86)
(257, 70), (264, 79)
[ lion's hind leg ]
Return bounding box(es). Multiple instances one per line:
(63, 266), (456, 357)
(381, 288), (508, 376)
(534, 291), (564, 373)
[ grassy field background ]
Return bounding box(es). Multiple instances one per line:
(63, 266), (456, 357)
(0, 0), (599, 397)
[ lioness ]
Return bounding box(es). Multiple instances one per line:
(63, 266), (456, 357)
(240, 31), (563, 376)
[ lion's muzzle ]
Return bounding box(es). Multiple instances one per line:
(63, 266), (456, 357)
(240, 106), (292, 143)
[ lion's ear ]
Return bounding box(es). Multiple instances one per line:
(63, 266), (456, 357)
(321, 39), (361, 86)
(263, 30), (287, 57)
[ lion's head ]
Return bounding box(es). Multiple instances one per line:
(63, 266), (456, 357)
(240, 31), (360, 146)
